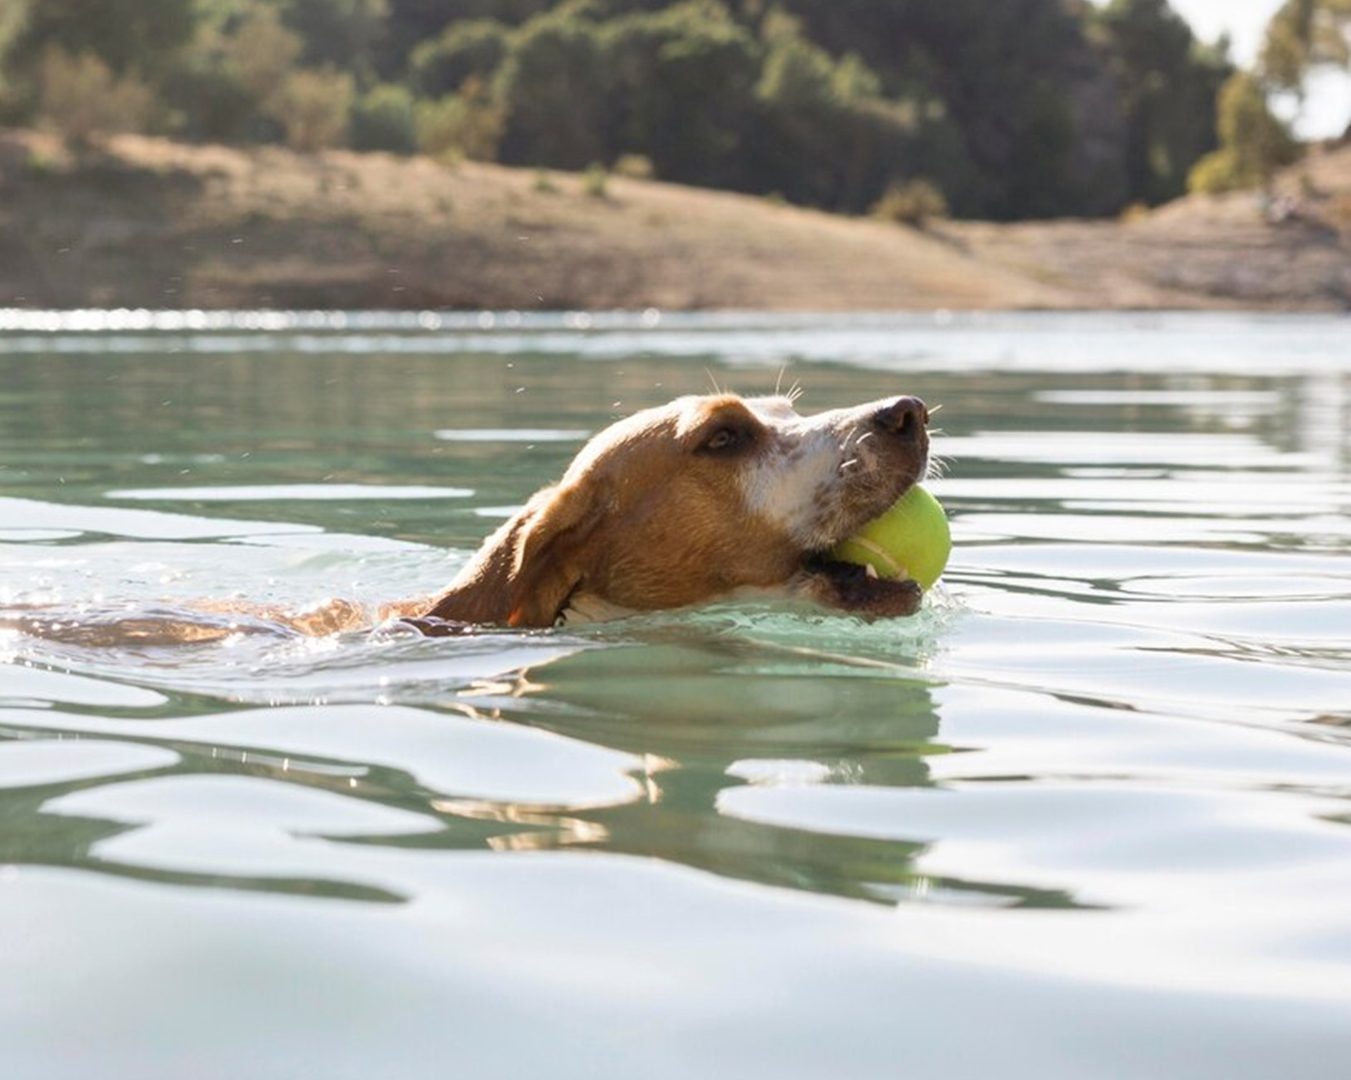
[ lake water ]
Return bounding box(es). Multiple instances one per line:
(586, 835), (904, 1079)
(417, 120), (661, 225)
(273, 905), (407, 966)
(1, 310), (1349, 1078)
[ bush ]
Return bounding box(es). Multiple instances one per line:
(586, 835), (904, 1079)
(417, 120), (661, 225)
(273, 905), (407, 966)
(613, 153), (654, 180)
(871, 178), (950, 226)
(583, 162), (609, 198)
(494, 12), (610, 169)
(416, 78), (504, 161)
(410, 20), (509, 98)
(36, 47), (155, 149)
(272, 67), (353, 151)
(350, 83), (417, 154)
(228, 6), (303, 111)
(1187, 73), (1300, 194)
(162, 7), (300, 143)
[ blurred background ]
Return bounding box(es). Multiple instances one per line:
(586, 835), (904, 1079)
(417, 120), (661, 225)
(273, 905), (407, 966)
(0, 0), (1348, 310)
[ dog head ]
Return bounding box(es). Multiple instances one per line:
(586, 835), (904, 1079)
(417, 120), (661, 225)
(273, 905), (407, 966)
(470, 392), (932, 628)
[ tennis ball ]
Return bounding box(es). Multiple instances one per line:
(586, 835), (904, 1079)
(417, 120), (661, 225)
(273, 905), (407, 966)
(831, 485), (950, 590)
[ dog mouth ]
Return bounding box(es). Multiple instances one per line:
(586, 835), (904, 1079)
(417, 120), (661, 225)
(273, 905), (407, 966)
(796, 471), (927, 616)
(800, 553), (923, 617)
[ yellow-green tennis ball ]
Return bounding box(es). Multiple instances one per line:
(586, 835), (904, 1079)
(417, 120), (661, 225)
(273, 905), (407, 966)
(831, 486), (951, 590)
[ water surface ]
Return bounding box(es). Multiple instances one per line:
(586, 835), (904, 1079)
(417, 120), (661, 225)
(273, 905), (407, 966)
(2, 311), (1349, 1078)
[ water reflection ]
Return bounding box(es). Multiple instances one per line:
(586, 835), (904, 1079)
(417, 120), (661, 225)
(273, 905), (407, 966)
(0, 623), (1084, 910)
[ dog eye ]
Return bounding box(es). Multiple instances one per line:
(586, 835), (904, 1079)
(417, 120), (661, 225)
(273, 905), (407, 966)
(700, 427), (746, 454)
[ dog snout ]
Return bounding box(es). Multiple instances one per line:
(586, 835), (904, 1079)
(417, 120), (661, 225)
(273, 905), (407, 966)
(872, 396), (929, 439)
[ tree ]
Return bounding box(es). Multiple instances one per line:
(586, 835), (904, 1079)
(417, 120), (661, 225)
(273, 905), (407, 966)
(494, 10), (611, 168)
(1188, 72), (1301, 193)
(1260, 0), (1351, 94)
(278, 0), (389, 77)
(351, 83), (418, 153)
(416, 76), (504, 160)
(271, 67), (354, 151)
(603, 2), (759, 186)
(409, 19), (510, 98)
(4, 0), (197, 79)
(35, 46), (155, 149)
(1092, 0), (1232, 206)
(161, 3), (303, 143)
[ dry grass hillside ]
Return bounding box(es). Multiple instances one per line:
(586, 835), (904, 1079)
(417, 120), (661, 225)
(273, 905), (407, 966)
(1, 129), (1348, 311)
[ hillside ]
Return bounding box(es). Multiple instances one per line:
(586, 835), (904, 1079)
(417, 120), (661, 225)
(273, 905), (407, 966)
(1, 130), (1348, 312)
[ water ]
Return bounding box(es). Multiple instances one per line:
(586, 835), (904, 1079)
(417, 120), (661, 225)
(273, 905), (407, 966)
(1, 311), (1349, 1078)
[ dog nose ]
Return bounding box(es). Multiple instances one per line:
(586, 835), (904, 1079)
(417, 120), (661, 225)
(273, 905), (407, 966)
(873, 396), (929, 438)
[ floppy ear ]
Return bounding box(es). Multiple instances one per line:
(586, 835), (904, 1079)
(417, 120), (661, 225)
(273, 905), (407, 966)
(505, 478), (608, 628)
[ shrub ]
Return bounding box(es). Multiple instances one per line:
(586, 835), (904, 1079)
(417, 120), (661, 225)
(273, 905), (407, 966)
(227, 6), (303, 112)
(583, 162), (609, 198)
(350, 83), (417, 154)
(872, 178), (950, 226)
(272, 67), (353, 152)
(410, 20), (509, 98)
(1187, 73), (1300, 194)
(415, 77), (503, 161)
(494, 12), (610, 169)
(36, 47), (155, 149)
(613, 153), (655, 180)
(532, 168), (559, 194)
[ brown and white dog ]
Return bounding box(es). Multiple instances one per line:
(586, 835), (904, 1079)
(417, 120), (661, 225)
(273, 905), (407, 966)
(5, 391), (934, 642)
(397, 390), (933, 631)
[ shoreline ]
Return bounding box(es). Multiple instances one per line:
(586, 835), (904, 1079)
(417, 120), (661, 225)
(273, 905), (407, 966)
(2, 130), (1348, 314)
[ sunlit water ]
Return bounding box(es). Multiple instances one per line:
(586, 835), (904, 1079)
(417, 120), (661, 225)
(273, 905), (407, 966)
(2, 311), (1349, 1078)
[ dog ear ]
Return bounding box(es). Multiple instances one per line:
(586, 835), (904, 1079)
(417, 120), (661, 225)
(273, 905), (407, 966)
(505, 478), (608, 628)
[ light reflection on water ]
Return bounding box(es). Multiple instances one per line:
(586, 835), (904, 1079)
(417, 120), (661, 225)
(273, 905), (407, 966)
(1, 312), (1350, 1079)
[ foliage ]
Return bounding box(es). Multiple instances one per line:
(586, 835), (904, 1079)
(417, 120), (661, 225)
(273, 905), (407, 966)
(272, 67), (354, 151)
(4, 0), (196, 78)
(162, 4), (302, 142)
(0, 0), (1267, 221)
(416, 77), (504, 160)
(350, 83), (418, 152)
(278, 0), (389, 75)
(871, 178), (949, 226)
(613, 153), (654, 179)
(1188, 73), (1301, 194)
(583, 162), (609, 197)
(34, 47), (156, 149)
(493, 11), (611, 168)
(409, 19), (509, 97)
(1092, 0), (1233, 206)
(603, 2), (759, 188)
(1260, 0), (1351, 93)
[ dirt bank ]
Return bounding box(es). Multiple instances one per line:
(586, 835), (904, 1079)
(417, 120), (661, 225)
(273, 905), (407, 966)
(1, 129), (1348, 311)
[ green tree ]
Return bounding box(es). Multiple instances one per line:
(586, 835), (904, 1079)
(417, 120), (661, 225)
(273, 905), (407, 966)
(749, 13), (923, 211)
(278, 0), (389, 76)
(494, 10), (611, 168)
(1260, 0), (1351, 93)
(4, 0), (196, 79)
(161, 3), (302, 143)
(35, 46), (155, 149)
(604, 1), (759, 186)
(409, 19), (510, 97)
(768, 0), (1115, 218)
(271, 67), (354, 151)
(1188, 72), (1301, 193)
(416, 75), (504, 160)
(351, 82), (418, 153)
(1092, 0), (1232, 206)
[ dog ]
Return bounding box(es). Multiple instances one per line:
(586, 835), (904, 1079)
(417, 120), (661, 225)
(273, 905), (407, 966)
(394, 390), (933, 631)
(4, 391), (933, 642)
